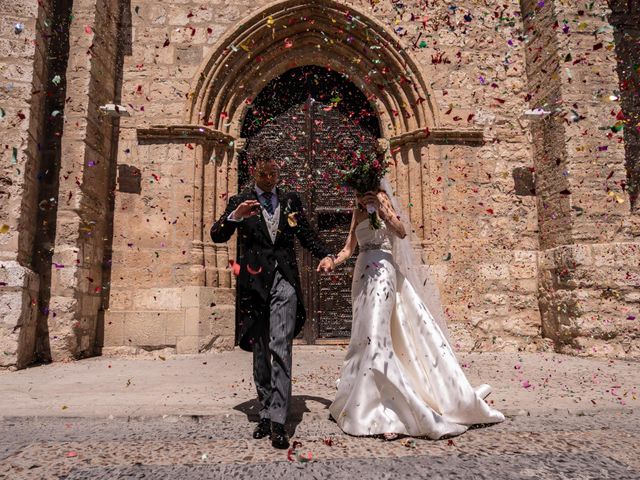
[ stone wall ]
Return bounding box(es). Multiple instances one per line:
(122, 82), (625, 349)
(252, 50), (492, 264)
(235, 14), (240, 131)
(1, 0), (639, 365)
(0, 0), (50, 368)
(97, 0), (545, 354)
(102, 140), (236, 353)
(44, 0), (126, 361)
(522, 0), (640, 358)
(102, 0), (638, 357)
(610, 0), (640, 210)
(386, 1), (543, 351)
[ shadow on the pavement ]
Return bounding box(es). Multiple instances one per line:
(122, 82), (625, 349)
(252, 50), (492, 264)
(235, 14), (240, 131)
(233, 395), (332, 435)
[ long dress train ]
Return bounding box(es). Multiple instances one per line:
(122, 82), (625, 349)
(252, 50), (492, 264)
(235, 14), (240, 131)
(329, 220), (505, 439)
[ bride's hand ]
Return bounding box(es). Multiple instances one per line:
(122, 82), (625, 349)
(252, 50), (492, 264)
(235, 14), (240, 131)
(360, 192), (380, 208)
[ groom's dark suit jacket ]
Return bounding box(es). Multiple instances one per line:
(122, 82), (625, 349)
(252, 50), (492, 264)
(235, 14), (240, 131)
(210, 186), (330, 351)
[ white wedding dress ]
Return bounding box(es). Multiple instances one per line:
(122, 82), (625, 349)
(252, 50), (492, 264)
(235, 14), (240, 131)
(329, 219), (505, 439)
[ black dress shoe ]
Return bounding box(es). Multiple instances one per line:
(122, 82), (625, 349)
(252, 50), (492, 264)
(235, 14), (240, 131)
(253, 418), (271, 439)
(271, 422), (290, 449)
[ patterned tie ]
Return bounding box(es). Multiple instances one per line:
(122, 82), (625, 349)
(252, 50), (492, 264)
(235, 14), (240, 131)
(261, 191), (274, 215)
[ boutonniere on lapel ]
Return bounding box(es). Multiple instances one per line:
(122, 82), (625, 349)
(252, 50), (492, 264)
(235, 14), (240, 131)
(282, 198), (299, 228)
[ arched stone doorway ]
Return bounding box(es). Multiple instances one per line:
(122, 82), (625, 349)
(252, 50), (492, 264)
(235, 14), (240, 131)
(238, 65), (381, 343)
(134, 0), (484, 352)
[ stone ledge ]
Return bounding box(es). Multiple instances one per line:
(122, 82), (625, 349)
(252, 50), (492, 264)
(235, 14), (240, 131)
(136, 124), (234, 146)
(389, 127), (485, 148)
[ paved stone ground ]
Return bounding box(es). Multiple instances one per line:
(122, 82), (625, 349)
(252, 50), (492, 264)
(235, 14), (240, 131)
(0, 348), (638, 479)
(1, 411), (639, 479)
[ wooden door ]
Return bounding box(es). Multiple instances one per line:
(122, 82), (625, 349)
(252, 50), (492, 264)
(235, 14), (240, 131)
(238, 67), (379, 343)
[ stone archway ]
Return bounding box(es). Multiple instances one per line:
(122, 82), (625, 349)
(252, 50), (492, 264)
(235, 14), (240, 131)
(136, 0), (484, 351)
(176, 0), (482, 289)
(186, 0), (441, 138)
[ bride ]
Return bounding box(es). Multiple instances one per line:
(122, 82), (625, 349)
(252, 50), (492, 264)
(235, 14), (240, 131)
(329, 178), (505, 440)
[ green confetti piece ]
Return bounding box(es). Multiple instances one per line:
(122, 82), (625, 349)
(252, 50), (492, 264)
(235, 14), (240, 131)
(418, 40), (427, 48)
(52, 75), (61, 85)
(0, 107), (5, 118)
(11, 147), (18, 164)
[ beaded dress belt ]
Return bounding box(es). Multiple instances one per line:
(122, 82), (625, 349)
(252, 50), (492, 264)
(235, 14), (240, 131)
(359, 242), (392, 252)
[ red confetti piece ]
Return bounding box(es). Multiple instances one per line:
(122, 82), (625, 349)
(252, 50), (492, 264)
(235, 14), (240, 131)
(228, 260), (241, 276)
(247, 264), (263, 275)
(84, 25), (92, 34)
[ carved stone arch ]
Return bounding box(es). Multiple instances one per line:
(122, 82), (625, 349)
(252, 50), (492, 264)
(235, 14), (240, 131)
(212, 44), (397, 139)
(186, 0), (441, 138)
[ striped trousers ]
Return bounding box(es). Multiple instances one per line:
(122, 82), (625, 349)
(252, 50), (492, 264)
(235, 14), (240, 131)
(252, 269), (297, 425)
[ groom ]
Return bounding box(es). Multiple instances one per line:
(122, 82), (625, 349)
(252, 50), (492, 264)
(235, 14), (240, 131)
(210, 146), (335, 449)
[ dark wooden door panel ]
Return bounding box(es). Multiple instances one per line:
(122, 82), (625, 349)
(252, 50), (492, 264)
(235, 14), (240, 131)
(316, 211), (356, 338)
(310, 101), (377, 339)
(238, 66), (380, 343)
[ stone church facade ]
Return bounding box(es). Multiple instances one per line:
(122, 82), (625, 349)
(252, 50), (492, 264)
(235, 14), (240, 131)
(1, 0), (638, 369)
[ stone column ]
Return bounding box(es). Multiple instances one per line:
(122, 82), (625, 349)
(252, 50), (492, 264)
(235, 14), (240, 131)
(199, 137), (239, 351)
(0, 0), (52, 368)
(47, 0), (122, 361)
(209, 139), (241, 289)
(187, 142), (206, 286)
(522, 0), (640, 357)
(609, 1), (640, 210)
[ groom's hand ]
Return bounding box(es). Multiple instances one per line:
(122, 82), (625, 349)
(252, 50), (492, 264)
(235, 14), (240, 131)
(231, 200), (261, 220)
(317, 256), (335, 273)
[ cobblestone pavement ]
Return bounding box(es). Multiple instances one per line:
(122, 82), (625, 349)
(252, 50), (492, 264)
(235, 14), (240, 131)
(0, 349), (638, 479)
(1, 410), (639, 479)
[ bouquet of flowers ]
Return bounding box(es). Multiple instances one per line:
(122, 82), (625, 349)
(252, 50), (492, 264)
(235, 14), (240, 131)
(337, 148), (389, 229)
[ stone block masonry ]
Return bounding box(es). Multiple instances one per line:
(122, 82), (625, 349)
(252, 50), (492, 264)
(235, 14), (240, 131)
(1, 0), (639, 367)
